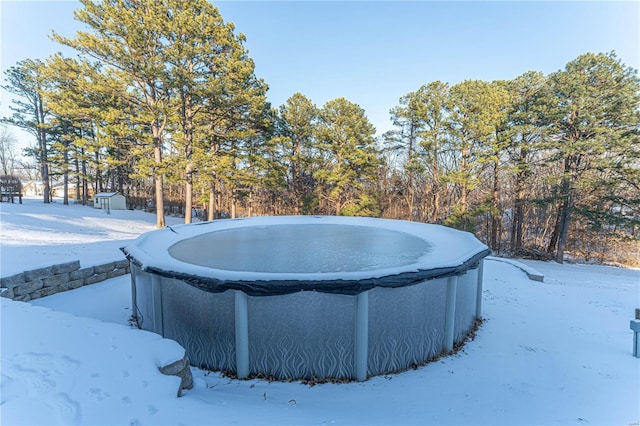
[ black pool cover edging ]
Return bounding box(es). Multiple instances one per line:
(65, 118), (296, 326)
(122, 248), (491, 296)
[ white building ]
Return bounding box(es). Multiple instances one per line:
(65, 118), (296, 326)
(93, 192), (127, 210)
(21, 180), (45, 196)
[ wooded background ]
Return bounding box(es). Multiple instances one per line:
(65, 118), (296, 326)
(1, 0), (638, 265)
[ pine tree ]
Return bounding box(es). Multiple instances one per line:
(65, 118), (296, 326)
(54, 0), (180, 227)
(505, 71), (548, 253)
(480, 80), (511, 251)
(43, 55), (99, 205)
(543, 52), (640, 263)
(446, 80), (501, 230)
(389, 88), (426, 220)
(414, 81), (451, 223)
(277, 93), (319, 214)
(315, 98), (379, 216)
(163, 0), (265, 223)
(1, 59), (52, 203)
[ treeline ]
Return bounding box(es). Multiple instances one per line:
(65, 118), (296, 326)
(2, 0), (639, 265)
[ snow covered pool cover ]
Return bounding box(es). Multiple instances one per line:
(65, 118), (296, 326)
(122, 216), (490, 296)
(170, 224), (432, 273)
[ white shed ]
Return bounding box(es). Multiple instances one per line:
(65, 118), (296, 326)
(94, 192), (127, 210)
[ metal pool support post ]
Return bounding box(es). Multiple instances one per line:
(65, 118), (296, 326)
(475, 260), (485, 319)
(235, 291), (250, 379)
(444, 275), (458, 352)
(631, 320), (640, 357)
(631, 309), (640, 358)
(151, 274), (164, 335)
(355, 291), (369, 381)
(130, 267), (137, 322)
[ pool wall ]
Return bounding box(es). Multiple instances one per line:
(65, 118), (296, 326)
(125, 216), (489, 381)
(130, 260), (485, 381)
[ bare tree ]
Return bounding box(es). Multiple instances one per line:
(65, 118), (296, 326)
(15, 158), (40, 181)
(0, 125), (18, 175)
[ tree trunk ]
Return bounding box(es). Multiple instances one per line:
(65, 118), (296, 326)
(511, 193), (524, 253)
(117, 164), (124, 194)
(37, 96), (50, 203)
(231, 188), (237, 219)
(547, 203), (562, 254)
(184, 140), (193, 224)
(81, 155), (88, 205)
(154, 142), (165, 228)
(182, 93), (194, 224)
(428, 134), (441, 224)
(74, 149), (81, 202)
(510, 147), (527, 253)
(406, 122), (416, 221)
(555, 189), (575, 263)
(490, 159), (499, 251)
(231, 188), (238, 219)
(292, 135), (301, 214)
(40, 151), (50, 203)
(185, 166), (193, 224)
(208, 183), (215, 221)
(460, 147), (469, 214)
(553, 154), (578, 263)
(431, 189), (440, 223)
(95, 151), (103, 193)
(63, 141), (69, 205)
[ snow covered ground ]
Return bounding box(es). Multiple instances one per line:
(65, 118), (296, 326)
(0, 198), (183, 277)
(1, 198), (639, 425)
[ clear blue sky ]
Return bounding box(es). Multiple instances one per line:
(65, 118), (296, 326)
(1, 1), (639, 151)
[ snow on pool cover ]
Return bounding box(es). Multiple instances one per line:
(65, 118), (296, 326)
(122, 216), (490, 381)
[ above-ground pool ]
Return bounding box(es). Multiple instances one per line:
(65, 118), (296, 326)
(122, 216), (490, 381)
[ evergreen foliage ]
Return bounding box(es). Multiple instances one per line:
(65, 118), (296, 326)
(1, 2), (638, 264)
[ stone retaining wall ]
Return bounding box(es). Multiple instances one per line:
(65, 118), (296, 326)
(0, 259), (130, 301)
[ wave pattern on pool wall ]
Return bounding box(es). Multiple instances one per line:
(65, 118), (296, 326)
(247, 292), (356, 379)
(162, 279), (237, 372)
(368, 280), (448, 375)
(455, 270), (479, 343)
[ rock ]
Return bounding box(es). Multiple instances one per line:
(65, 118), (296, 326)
(0, 273), (25, 289)
(107, 268), (127, 279)
(13, 294), (31, 302)
(23, 266), (54, 281)
(52, 260), (80, 274)
(114, 259), (130, 269)
(94, 263), (116, 274)
(70, 267), (95, 280)
(30, 286), (60, 300)
(13, 280), (44, 296)
(43, 273), (70, 287)
(159, 353), (194, 397)
(59, 279), (85, 291)
(1, 288), (15, 299)
(84, 273), (108, 285)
